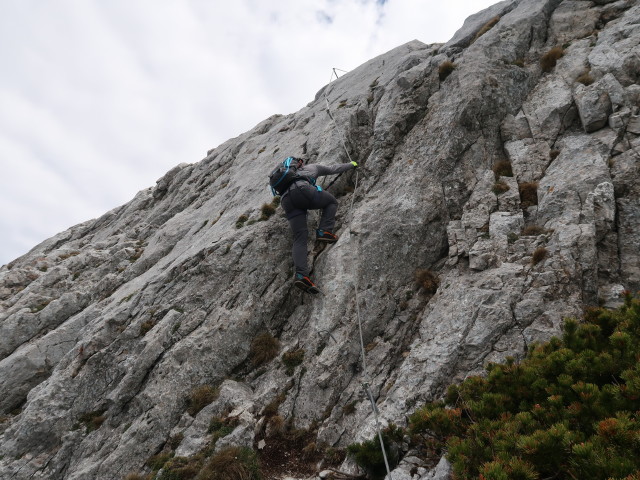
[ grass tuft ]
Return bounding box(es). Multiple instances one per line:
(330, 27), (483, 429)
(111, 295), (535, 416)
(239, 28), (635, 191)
(282, 348), (305, 376)
(519, 182), (539, 208)
(473, 16), (500, 42)
(414, 269), (440, 294)
(250, 333), (280, 367)
(540, 46), (564, 73)
(521, 225), (547, 236)
(492, 181), (510, 195)
(438, 61), (457, 81)
(492, 160), (513, 179)
(532, 246), (548, 265)
(186, 385), (219, 416)
(197, 446), (261, 480)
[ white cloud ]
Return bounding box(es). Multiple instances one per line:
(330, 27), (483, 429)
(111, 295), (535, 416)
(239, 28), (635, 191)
(0, 0), (501, 265)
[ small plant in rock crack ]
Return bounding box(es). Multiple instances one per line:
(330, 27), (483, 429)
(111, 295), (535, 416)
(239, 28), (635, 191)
(519, 182), (539, 208)
(414, 268), (440, 294)
(145, 452), (173, 472)
(250, 332), (280, 367)
(208, 415), (239, 445)
(343, 402), (357, 415)
(531, 246), (548, 265)
(540, 46), (564, 73)
(438, 61), (457, 81)
(492, 160), (513, 179)
(236, 214), (249, 229)
(521, 225), (548, 236)
(473, 16), (500, 42)
(185, 385), (220, 416)
(78, 409), (107, 432)
(281, 348), (305, 376)
(492, 180), (510, 195)
(140, 319), (156, 335)
(576, 71), (594, 86)
(259, 202), (277, 221)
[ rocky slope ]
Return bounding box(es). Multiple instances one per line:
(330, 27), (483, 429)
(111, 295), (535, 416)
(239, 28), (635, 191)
(1, 0), (639, 478)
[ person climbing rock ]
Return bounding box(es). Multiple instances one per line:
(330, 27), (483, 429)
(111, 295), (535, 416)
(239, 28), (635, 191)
(272, 157), (357, 294)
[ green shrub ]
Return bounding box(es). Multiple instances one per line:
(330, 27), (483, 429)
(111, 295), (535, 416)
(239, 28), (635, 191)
(208, 416), (238, 445)
(146, 451), (173, 471)
(157, 456), (201, 480)
(250, 333), (280, 367)
(262, 391), (287, 417)
(347, 424), (403, 480)
(186, 385), (219, 416)
(540, 46), (564, 72)
(438, 61), (457, 81)
(409, 294), (640, 480)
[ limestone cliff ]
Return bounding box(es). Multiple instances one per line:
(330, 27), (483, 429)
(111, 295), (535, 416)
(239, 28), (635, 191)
(1, 0), (639, 478)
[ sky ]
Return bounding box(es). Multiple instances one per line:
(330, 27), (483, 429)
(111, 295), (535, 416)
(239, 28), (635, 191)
(0, 0), (498, 266)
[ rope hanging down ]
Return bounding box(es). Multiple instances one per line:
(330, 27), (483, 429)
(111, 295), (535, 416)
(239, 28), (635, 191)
(324, 69), (394, 480)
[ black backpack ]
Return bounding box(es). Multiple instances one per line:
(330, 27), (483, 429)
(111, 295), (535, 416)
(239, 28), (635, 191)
(269, 157), (302, 196)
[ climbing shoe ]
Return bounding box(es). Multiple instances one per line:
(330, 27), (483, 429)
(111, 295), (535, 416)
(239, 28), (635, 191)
(316, 229), (338, 243)
(294, 274), (320, 294)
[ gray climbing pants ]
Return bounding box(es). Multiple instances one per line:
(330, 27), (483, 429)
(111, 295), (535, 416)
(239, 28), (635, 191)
(281, 182), (339, 277)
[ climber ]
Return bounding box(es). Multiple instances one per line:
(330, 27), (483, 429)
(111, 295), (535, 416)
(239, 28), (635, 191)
(277, 157), (357, 294)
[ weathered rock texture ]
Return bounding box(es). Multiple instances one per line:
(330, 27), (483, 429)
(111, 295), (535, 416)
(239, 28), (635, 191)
(1, 0), (639, 479)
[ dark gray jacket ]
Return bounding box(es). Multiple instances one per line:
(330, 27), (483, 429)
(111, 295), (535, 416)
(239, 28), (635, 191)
(296, 162), (354, 184)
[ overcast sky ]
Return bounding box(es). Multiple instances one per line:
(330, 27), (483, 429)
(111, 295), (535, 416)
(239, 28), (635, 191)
(0, 0), (498, 266)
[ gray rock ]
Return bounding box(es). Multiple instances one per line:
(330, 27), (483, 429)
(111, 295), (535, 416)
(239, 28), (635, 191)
(443, 0), (517, 50)
(549, 1), (600, 45)
(627, 114), (640, 134)
(522, 76), (574, 142)
(423, 456), (453, 480)
(501, 111), (533, 142)
(538, 135), (611, 228)
(573, 82), (613, 132)
(504, 138), (551, 183)
(609, 108), (631, 130)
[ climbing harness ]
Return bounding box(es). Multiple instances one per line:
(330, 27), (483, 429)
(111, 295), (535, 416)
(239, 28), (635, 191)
(324, 69), (394, 480)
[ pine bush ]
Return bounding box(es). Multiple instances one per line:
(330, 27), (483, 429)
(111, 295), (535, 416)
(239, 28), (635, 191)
(409, 294), (640, 479)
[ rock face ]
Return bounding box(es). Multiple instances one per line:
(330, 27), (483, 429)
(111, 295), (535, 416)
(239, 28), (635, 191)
(1, 1), (639, 479)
